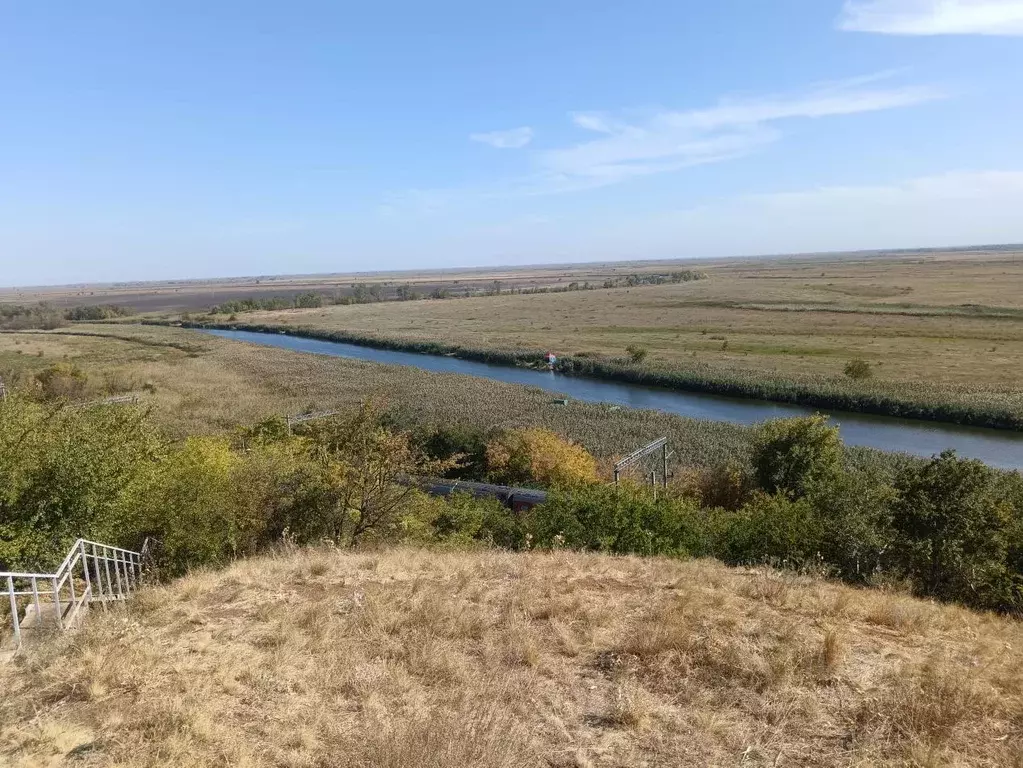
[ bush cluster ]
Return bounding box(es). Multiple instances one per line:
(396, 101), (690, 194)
(2, 396), (1020, 614)
(0, 303), (133, 330)
(0, 399), (453, 576)
(420, 415), (1023, 613)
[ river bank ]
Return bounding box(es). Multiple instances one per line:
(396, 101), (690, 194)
(195, 326), (1023, 468)
(162, 319), (1023, 432)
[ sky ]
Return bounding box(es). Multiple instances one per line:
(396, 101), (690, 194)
(1, 0), (1023, 286)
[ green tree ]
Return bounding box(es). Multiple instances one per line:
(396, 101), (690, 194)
(294, 292), (324, 308)
(753, 415), (842, 500)
(300, 404), (458, 545)
(485, 427), (599, 487)
(718, 492), (820, 566)
(0, 396), (162, 571)
(892, 450), (1014, 607)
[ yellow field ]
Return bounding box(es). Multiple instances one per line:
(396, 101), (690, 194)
(3, 547), (1021, 767)
(241, 252), (1023, 389)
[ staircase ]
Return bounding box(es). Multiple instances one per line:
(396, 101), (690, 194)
(1, 539), (146, 656)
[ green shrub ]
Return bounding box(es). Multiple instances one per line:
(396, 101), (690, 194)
(526, 484), (704, 558)
(752, 414), (842, 500)
(35, 362), (88, 401)
(807, 468), (896, 582)
(716, 492), (820, 566)
(141, 437), (246, 574)
(843, 359), (873, 380)
(0, 303), (66, 330)
(0, 396), (162, 571)
(625, 345), (649, 364)
(892, 450), (1017, 609)
(420, 492), (524, 548)
(677, 460), (755, 510)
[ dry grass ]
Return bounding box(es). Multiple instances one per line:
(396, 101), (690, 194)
(242, 251), (1023, 390)
(2, 548), (1021, 767)
(0, 325), (752, 465)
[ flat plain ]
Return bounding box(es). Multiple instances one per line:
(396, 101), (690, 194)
(236, 249), (1023, 390)
(3, 247), (1023, 434)
(0, 259), (703, 312)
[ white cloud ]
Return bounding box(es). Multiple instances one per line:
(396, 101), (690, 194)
(840, 0), (1023, 35)
(469, 126), (534, 149)
(539, 75), (944, 188)
(388, 73), (944, 210)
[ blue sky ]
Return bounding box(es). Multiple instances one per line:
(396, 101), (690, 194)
(2, 0), (1023, 286)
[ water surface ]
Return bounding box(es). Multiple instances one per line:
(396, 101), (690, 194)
(203, 329), (1023, 470)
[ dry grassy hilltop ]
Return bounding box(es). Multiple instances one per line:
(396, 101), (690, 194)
(2, 548), (1021, 767)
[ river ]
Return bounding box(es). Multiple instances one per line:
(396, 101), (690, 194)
(203, 329), (1023, 470)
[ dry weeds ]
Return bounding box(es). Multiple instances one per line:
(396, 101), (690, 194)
(2, 549), (1021, 767)
(0, 325), (752, 466)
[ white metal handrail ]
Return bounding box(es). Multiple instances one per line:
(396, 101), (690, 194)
(1, 538), (145, 652)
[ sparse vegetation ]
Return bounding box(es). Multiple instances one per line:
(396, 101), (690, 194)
(2, 548), (1021, 767)
(192, 318), (1023, 429)
(625, 344), (649, 364)
(844, 357), (873, 380)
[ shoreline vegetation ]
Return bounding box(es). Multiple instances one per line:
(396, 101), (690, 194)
(162, 319), (1023, 432)
(2, 388), (1022, 616)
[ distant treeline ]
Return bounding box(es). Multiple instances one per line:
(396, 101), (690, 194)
(601, 270), (707, 288)
(0, 303), (134, 330)
(207, 271), (708, 315)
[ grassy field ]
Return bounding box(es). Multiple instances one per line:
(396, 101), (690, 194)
(179, 250), (1022, 428)
(0, 324), (757, 469)
(3, 547), (1021, 767)
(237, 251), (1023, 389)
(5, 248), (1023, 425)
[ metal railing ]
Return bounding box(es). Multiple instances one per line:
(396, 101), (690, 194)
(1, 539), (145, 652)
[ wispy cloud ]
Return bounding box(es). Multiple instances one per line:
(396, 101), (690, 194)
(538, 74), (944, 189)
(840, 0), (1023, 35)
(388, 73), (944, 210)
(469, 126), (534, 149)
